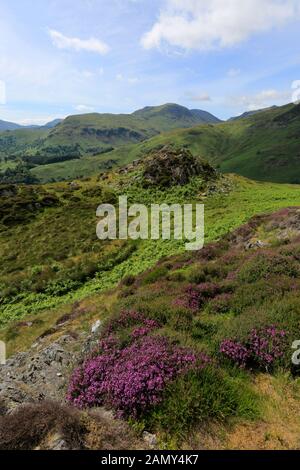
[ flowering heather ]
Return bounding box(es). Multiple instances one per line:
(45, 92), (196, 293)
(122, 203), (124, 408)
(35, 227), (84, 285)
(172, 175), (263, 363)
(131, 319), (159, 339)
(220, 339), (250, 368)
(220, 325), (287, 370)
(249, 325), (286, 369)
(67, 335), (210, 417)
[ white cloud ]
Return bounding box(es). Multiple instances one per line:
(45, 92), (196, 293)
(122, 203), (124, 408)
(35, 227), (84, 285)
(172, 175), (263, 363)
(75, 104), (95, 112)
(233, 89), (290, 110)
(141, 0), (300, 51)
(49, 29), (110, 55)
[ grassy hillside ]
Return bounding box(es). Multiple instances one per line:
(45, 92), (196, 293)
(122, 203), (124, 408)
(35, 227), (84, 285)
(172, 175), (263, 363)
(26, 102), (300, 184)
(1, 151), (300, 328)
(2, 197), (300, 449)
(0, 128), (49, 159)
(1, 146), (300, 449)
(30, 124), (226, 183)
(0, 104), (219, 171)
(37, 104), (221, 154)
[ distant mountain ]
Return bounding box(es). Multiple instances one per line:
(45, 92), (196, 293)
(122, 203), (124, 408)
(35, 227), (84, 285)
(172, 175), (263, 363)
(229, 106), (278, 121)
(42, 104), (221, 154)
(133, 103), (221, 124)
(0, 104), (221, 169)
(0, 120), (22, 131)
(43, 119), (63, 129)
(0, 118), (63, 132)
(2, 101), (300, 185)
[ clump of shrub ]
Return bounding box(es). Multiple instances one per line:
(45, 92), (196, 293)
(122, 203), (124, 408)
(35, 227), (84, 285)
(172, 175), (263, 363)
(67, 331), (210, 418)
(220, 325), (287, 371)
(0, 401), (86, 450)
(207, 293), (233, 314)
(174, 282), (220, 311)
(238, 252), (300, 283)
(104, 309), (160, 335)
(220, 339), (250, 368)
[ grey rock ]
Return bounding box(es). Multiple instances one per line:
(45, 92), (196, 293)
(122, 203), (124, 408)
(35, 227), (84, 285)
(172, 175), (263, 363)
(91, 319), (102, 334)
(143, 431), (157, 448)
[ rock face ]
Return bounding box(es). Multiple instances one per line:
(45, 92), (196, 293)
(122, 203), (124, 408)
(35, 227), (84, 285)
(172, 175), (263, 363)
(0, 335), (76, 413)
(142, 146), (217, 188)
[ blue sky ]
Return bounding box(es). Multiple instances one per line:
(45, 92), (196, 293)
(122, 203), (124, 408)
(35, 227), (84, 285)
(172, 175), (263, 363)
(0, 0), (300, 124)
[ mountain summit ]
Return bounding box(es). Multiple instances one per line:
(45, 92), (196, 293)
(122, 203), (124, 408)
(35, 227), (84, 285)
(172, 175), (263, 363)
(133, 103), (221, 124)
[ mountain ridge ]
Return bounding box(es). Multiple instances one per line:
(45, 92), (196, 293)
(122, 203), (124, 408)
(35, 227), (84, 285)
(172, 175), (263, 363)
(0, 104), (220, 134)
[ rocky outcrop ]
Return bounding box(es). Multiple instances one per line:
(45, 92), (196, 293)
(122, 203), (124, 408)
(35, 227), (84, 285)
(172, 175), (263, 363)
(142, 146), (217, 188)
(0, 335), (76, 413)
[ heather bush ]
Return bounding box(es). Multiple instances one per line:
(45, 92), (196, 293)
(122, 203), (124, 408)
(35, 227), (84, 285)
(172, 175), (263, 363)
(207, 293), (233, 314)
(217, 290), (300, 364)
(220, 339), (251, 368)
(174, 282), (220, 311)
(220, 325), (287, 371)
(249, 325), (286, 370)
(238, 252), (300, 283)
(67, 335), (210, 418)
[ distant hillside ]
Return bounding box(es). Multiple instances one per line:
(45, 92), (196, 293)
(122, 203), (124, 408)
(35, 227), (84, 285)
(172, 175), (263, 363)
(3, 102), (300, 184)
(0, 120), (22, 131)
(0, 118), (62, 135)
(0, 104), (220, 169)
(42, 119), (63, 129)
(47, 104), (220, 150)
(101, 102), (300, 185)
(190, 108), (222, 123)
(229, 106), (278, 121)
